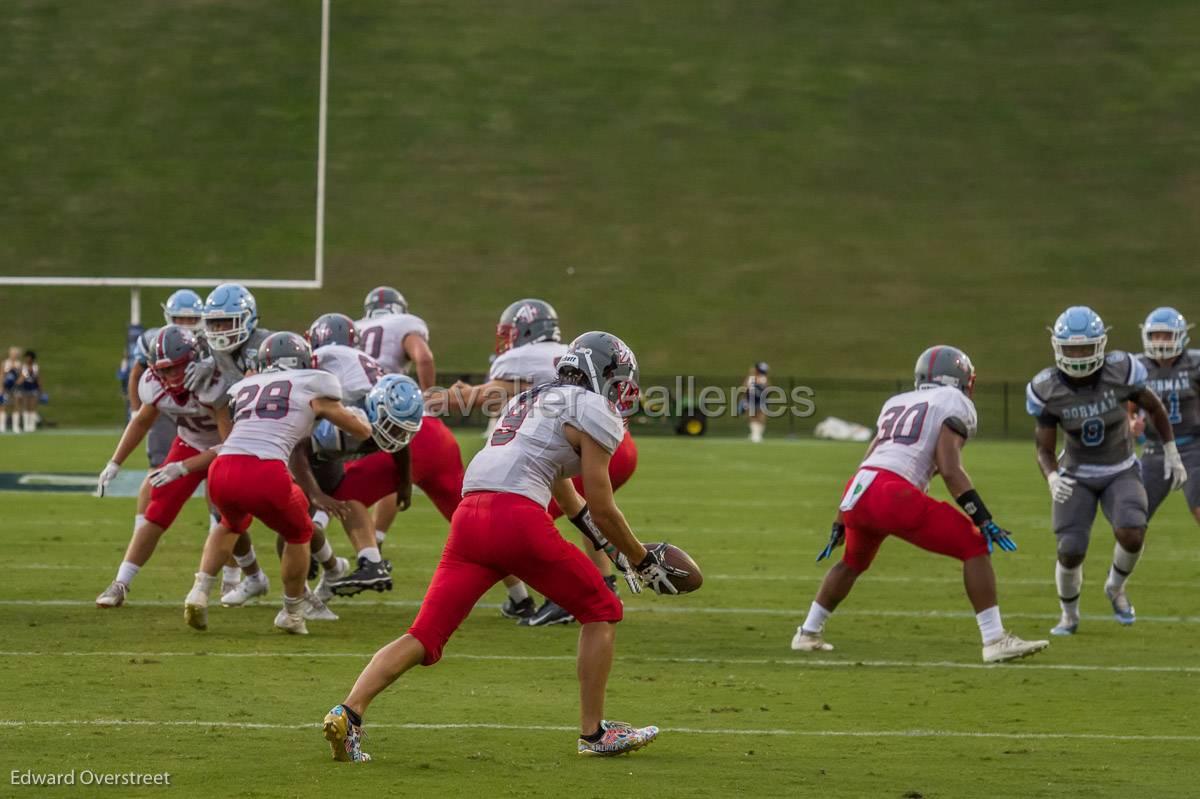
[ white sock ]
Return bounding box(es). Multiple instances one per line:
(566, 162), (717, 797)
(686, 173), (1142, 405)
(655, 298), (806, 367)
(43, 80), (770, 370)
(507, 581), (529, 602)
(976, 605), (1004, 644)
(375, 530), (387, 545)
(11, 411), (20, 433)
(27, 411), (36, 430)
(749, 421), (765, 442)
(1056, 562), (1083, 617)
(315, 540), (334, 563)
(234, 547), (257, 569)
(222, 565), (240, 584)
(283, 594), (304, 613)
(357, 546), (382, 564)
(0, 410), (6, 432)
(1105, 543), (1141, 592)
(115, 561), (140, 586)
(312, 510), (330, 531)
(132, 514), (146, 535)
(193, 571), (217, 596)
(801, 601), (831, 634)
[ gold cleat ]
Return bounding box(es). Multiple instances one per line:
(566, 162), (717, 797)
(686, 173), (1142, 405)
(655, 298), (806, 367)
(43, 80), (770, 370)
(184, 602), (208, 631)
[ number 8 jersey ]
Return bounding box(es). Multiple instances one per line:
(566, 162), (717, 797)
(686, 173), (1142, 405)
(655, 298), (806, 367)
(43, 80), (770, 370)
(221, 369), (344, 462)
(860, 385), (978, 491)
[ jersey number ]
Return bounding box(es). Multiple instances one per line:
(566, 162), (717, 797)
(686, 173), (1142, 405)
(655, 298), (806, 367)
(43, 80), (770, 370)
(362, 326), (383, 359)
(489, 386), (546, 446)
(233, 380), (292, 422)
(877, 402), (929, 445)
(178, 414), (218, 434)
(1167, 391), (1182, 425)
(358, 354), (384, 386)
(1081, 417), (1105, 447)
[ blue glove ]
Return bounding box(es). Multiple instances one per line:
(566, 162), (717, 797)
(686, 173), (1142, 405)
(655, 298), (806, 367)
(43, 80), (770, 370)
(980, 520), (1016, 553)
(816, 521), (846, 562)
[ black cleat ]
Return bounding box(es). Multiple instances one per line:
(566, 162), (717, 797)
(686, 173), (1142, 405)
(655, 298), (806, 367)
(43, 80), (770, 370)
(519, 599), (575, 627)
(500, 596), (537, 620)
(329, 557), (393, 597)
(308, 555), (320, 581)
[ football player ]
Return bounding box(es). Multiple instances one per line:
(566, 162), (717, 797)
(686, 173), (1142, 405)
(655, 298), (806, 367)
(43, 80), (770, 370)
(94, 326), (265, 607)
(179, 332), (372, 634)
(792, 346), (1048, 663)
(322, 332), (669, 763)
(1027, 306), (1185, 635)
(1132, 308), (1200, 527)
(441, 299), (639, 625)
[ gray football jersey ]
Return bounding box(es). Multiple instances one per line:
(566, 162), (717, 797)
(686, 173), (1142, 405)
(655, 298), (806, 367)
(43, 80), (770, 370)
(1026, 351), (1147, 476)
(1136, 349), (1200, 448)
(213, 326), (272, 379)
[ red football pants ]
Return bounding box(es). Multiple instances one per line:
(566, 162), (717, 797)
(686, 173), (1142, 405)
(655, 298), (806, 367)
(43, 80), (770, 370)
(208, 455), (313, 544)
(410, 416), (465, 521)
(144, 437), (208, 529)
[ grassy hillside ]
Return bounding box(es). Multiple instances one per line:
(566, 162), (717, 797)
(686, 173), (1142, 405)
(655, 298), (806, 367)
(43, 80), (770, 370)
(4, 1), (1200, 423)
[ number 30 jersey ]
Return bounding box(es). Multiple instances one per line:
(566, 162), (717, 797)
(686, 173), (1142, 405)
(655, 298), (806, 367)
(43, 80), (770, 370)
(462, 384), (625, 508)
(860, 385), (978, 491)
(313, 344), (384, 405)
(355, 313), (429, 375)
(221, 369), (343, 462)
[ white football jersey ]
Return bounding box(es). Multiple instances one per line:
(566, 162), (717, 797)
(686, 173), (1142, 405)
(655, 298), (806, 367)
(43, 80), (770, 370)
(137, 369), (230, 451)
(220, 369), (342, 462)
(462, 384), (624, 508)
(859, 385), (978, 491)
(355, 313), (430, 375)
(314, 344), (383, 405)
(488, 341), (568, 386)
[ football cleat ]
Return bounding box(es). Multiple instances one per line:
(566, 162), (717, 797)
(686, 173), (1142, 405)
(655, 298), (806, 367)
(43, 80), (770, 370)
(329, 557), (393, 597)
(273, 606), (309, 635)
(323, 705), (371, 763)
(183, 598), (208, 631)
(790, 628), (834, 652)
(577, 721), (659, 757)
(982, 631), (1049, 663)
(1050, 613), (1080, 636)
(499, 596), (537, 620)
(220, 573), (269, 607)
(519, 598), (574, 627)
(220, 577), (241, 599)
(302, 588), (339, 621)
(315, 557), (350, 602)
(1105, 585), (1136, 625)
(96, 581), (129, 609)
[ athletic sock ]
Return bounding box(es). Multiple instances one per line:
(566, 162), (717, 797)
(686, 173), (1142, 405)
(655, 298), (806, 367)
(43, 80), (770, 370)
(749, 421), (765, 442)
(115, 561), (140, 586)
(222, 565), (240, 584)
(0, 410), (6, 432)
(1105, 543), (1141, 592)
(10, 411), (20, 433)
(357, 547), (382, 564)
(506, 581), (529, 602)
(375, 530), (387, 545)
(283, 594), (304, 614)
(1056, 562), (1083, 617)
(314, 540), (334, 563)
(132, 514), (146, 535)
(311, 510), (330, 531)
(192, 572), (217, 597)
(581, 725), (604, 743)
(976, 605), (1004, 644)
(342, 705), (363, 727)
(801, 601), (831, 634)
(234, 547), (258, 570)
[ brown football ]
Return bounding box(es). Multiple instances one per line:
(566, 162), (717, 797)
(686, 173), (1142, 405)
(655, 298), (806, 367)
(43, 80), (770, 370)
(644, 543), (703, 594)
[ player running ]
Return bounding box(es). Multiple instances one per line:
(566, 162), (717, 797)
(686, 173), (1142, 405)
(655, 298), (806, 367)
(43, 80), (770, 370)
(1132, 308), (1200, 529)
(792, 346), (1049, 663)
(179, 332), (372, 634)
(322, 332), (672, 762)
(1027, 306), (1185, 635)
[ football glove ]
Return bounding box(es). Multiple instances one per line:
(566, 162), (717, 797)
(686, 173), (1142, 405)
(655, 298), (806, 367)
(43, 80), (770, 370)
(1047, 472), (1075, 504)
(148, 461), (188, 488)
(634, 543), (689, 596)
(816, 521), (846, 562)
(95, 460), (120, 498)
(183, 357), (216, 392)
(1164, 440), (1188, 490)
(979, 520), (1017, 553)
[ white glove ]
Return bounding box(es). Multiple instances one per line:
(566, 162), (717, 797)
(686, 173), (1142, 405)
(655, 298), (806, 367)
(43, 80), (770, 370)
(1164, 440), (1188, 490)
(1047, 472), (1075, 504)
(633, 544), (689, 596)
(96, 461), (120, 497)
(184, 357), (216, 392)
(148, 461), (189, 488)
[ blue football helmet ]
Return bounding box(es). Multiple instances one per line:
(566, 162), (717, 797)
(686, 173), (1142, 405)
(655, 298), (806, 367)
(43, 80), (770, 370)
(364, 374), (424, 452)
(1050, 306), (1109, 377)
(203, 283), (258, 352)
(161, 289), (204, 330)
(1140, 307), (1192, 361)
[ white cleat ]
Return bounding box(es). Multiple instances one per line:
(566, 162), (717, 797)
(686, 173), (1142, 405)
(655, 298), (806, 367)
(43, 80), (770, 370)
(303, 588), (339, 621)
(184, 589), (209, 631)
(221, 574), (269, 607)
(315, 557), (349, 602)
(96, 581), (129, 608)
(1050, 613), (1080, 636)
(982, 630), (1049, 663)
(220, 577), (241, 598)
(790, 628), (834, 652)
(274, 606), (309, 635)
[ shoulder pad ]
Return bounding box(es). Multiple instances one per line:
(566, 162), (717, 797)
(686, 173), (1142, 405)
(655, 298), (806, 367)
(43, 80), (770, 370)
(1031, 367), (1057, 386)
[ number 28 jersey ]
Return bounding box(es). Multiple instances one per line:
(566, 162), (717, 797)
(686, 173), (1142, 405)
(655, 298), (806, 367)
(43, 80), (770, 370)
(860, 386), (978, 491)
(220, 369), (343, 462)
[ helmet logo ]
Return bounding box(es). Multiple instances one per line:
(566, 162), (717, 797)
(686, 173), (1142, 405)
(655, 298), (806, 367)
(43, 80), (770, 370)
(513, 303), (540, 324)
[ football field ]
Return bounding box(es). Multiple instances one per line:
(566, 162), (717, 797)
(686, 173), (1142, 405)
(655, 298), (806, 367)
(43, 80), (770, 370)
(2, 432), (1198, 798)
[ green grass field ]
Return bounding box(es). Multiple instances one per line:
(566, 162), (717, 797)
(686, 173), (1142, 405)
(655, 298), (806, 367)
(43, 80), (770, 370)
(2, 431), (1198, 797)
(5, 1), (1200, 423)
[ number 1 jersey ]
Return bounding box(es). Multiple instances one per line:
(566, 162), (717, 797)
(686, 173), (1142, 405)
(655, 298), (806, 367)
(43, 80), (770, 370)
(221, 369), (343, 462)
(860, 385), (978, 491)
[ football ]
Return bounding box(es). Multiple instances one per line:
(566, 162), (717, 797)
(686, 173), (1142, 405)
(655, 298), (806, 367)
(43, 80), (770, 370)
(644, 543), (703, 594)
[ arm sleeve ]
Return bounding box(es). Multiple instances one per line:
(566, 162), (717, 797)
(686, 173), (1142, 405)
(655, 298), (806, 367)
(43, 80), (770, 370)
(1025, 381), (1047, 417)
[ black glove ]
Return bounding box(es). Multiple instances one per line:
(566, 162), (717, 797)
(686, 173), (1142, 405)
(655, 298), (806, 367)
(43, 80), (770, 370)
(816, 521), (845, 562)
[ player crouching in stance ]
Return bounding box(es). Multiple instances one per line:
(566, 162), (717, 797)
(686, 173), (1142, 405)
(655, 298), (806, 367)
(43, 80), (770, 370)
(792, 346), (1049, 664)
(1028, 307), (1184, 635)
(180, 332), (372, 634)
(323, 332), (678, 762)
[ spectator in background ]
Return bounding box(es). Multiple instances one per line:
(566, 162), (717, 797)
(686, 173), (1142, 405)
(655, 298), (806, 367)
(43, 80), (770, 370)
(15, 350), (41, 433)
(741, 361), (770, 443)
